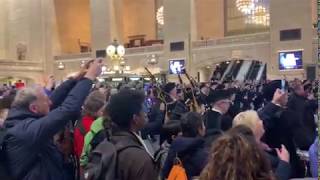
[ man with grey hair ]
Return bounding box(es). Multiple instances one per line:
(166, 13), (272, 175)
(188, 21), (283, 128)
(3, 59), (102, 180)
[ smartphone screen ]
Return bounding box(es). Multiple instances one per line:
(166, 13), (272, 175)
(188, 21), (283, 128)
(281, 80), (286, 92)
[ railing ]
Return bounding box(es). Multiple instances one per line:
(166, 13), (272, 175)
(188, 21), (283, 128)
(125, 44), (164, 55)
(193, 32), (270, 49)
(0, 59), (42, 66)
(0, 59), (43, 71)
(53, 52), (92, 61)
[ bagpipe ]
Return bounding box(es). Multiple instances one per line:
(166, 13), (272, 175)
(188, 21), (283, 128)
(144, 67), (169, 104)
(177, 69), (202, 114)
(144, 67), (172, 122)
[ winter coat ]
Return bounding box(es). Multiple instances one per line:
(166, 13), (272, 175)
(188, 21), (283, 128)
(74, 115), (95, 158)
(111, 129), (159, 180)
(80, 117), (105, 167)
(258, 102), (305, 178)
(162, 136), (208, 179)
(4, 78), (93, 180)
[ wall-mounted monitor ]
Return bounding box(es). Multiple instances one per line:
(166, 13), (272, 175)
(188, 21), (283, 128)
(169, 59), (186, 74)
(279, 50), (303, 70)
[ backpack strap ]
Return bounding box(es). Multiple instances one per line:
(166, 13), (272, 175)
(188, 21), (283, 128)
(76, 120), (87, 136)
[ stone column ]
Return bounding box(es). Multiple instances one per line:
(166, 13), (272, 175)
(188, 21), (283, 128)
(0, 0), (8, 59)
(6, 0), (30, 60)
(163, 0), (197, 82)
(269, 0), (313, 79)
(90, 0), (118, 58)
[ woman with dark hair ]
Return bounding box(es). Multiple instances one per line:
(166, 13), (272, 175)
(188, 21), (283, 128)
(200, 132), (275, 180)
(162, 112), (207, 180)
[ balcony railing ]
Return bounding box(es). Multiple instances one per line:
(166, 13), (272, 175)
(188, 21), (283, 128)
(125, 44), (164, 55)
(0, 59), (42, 66)
(0, 60), (43, 71)
(193, 32), (270, 49)
(54, 52), (92, 61)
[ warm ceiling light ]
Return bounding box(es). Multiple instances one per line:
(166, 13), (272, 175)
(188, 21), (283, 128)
(156, 6), (164, 25)
(106, 39), (125, 60)
(252, 5), (269, 26)
(58, 62), (65, 70)
(236, 0), (255, 15)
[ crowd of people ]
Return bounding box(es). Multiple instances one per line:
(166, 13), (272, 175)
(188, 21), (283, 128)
(0, 59), (318, 180)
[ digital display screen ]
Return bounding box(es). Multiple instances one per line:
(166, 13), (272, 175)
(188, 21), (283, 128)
(279, 50), (303, 70)
(169, 59), (186, 74)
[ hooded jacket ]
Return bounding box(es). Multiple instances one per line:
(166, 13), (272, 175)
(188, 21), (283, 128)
(4, 78), (93, 180)
(162, 136), (208, 179)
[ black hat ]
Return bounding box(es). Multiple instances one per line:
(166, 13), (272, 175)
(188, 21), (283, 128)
(263, 80), (287, 101)
(207, 89), (231, 104)
(164, 82), (176, 94)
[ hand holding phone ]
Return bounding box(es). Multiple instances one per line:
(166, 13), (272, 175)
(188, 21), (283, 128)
(281, 79), (286, 92)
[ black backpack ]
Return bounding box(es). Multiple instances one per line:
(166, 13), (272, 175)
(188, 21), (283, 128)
(81, 139), (141, 180)
(0, 127), (14, 180)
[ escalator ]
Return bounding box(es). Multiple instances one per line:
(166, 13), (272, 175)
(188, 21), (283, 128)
(245, 61), (258, 80)
(248, 62), (261, 80)
(212, 62), (229, 80)
(257, 64), (267, 81)
(236, 60), (252, 81)
(230, 60), (244, 80)
(221, 61), (235, 81)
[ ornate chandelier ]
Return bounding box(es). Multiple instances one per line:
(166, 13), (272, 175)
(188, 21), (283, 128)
(156, 6), (164, 25)
(252, 5), (270, 26)
(236, 0), (255, 15)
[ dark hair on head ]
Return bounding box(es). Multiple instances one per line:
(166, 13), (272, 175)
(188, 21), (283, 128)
(162, 120), (181, 144)
(107, 89), (145, 129)
(200, 133), (274, 180)
(180, 112), (204, 137)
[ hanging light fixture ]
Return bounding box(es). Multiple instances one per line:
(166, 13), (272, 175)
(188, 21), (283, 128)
(80, 60), (86, 67)
(236, 0), (255, 15)
(156, 6), (164, 25)
(147, 54), (158, 65)
(252, 5), (270, 26)
(57, 62), (65, 70)
(106, 39), (125, 60)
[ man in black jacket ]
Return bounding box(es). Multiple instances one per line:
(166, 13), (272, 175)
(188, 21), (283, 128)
(4, 60), (102, 180)
(287, 83), (317, 149)
(203, 89), (232, 134)
(258, 80), (305, 178)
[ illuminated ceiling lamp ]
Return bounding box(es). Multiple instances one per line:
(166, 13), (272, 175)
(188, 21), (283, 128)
(236, 0), (255, 15)
(252, 5), (270, 26)
(57, 62), (65, 70)
(106, 39), (125, 60)
(147, 54), (158, 65)
(156, 6), (164, 25)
